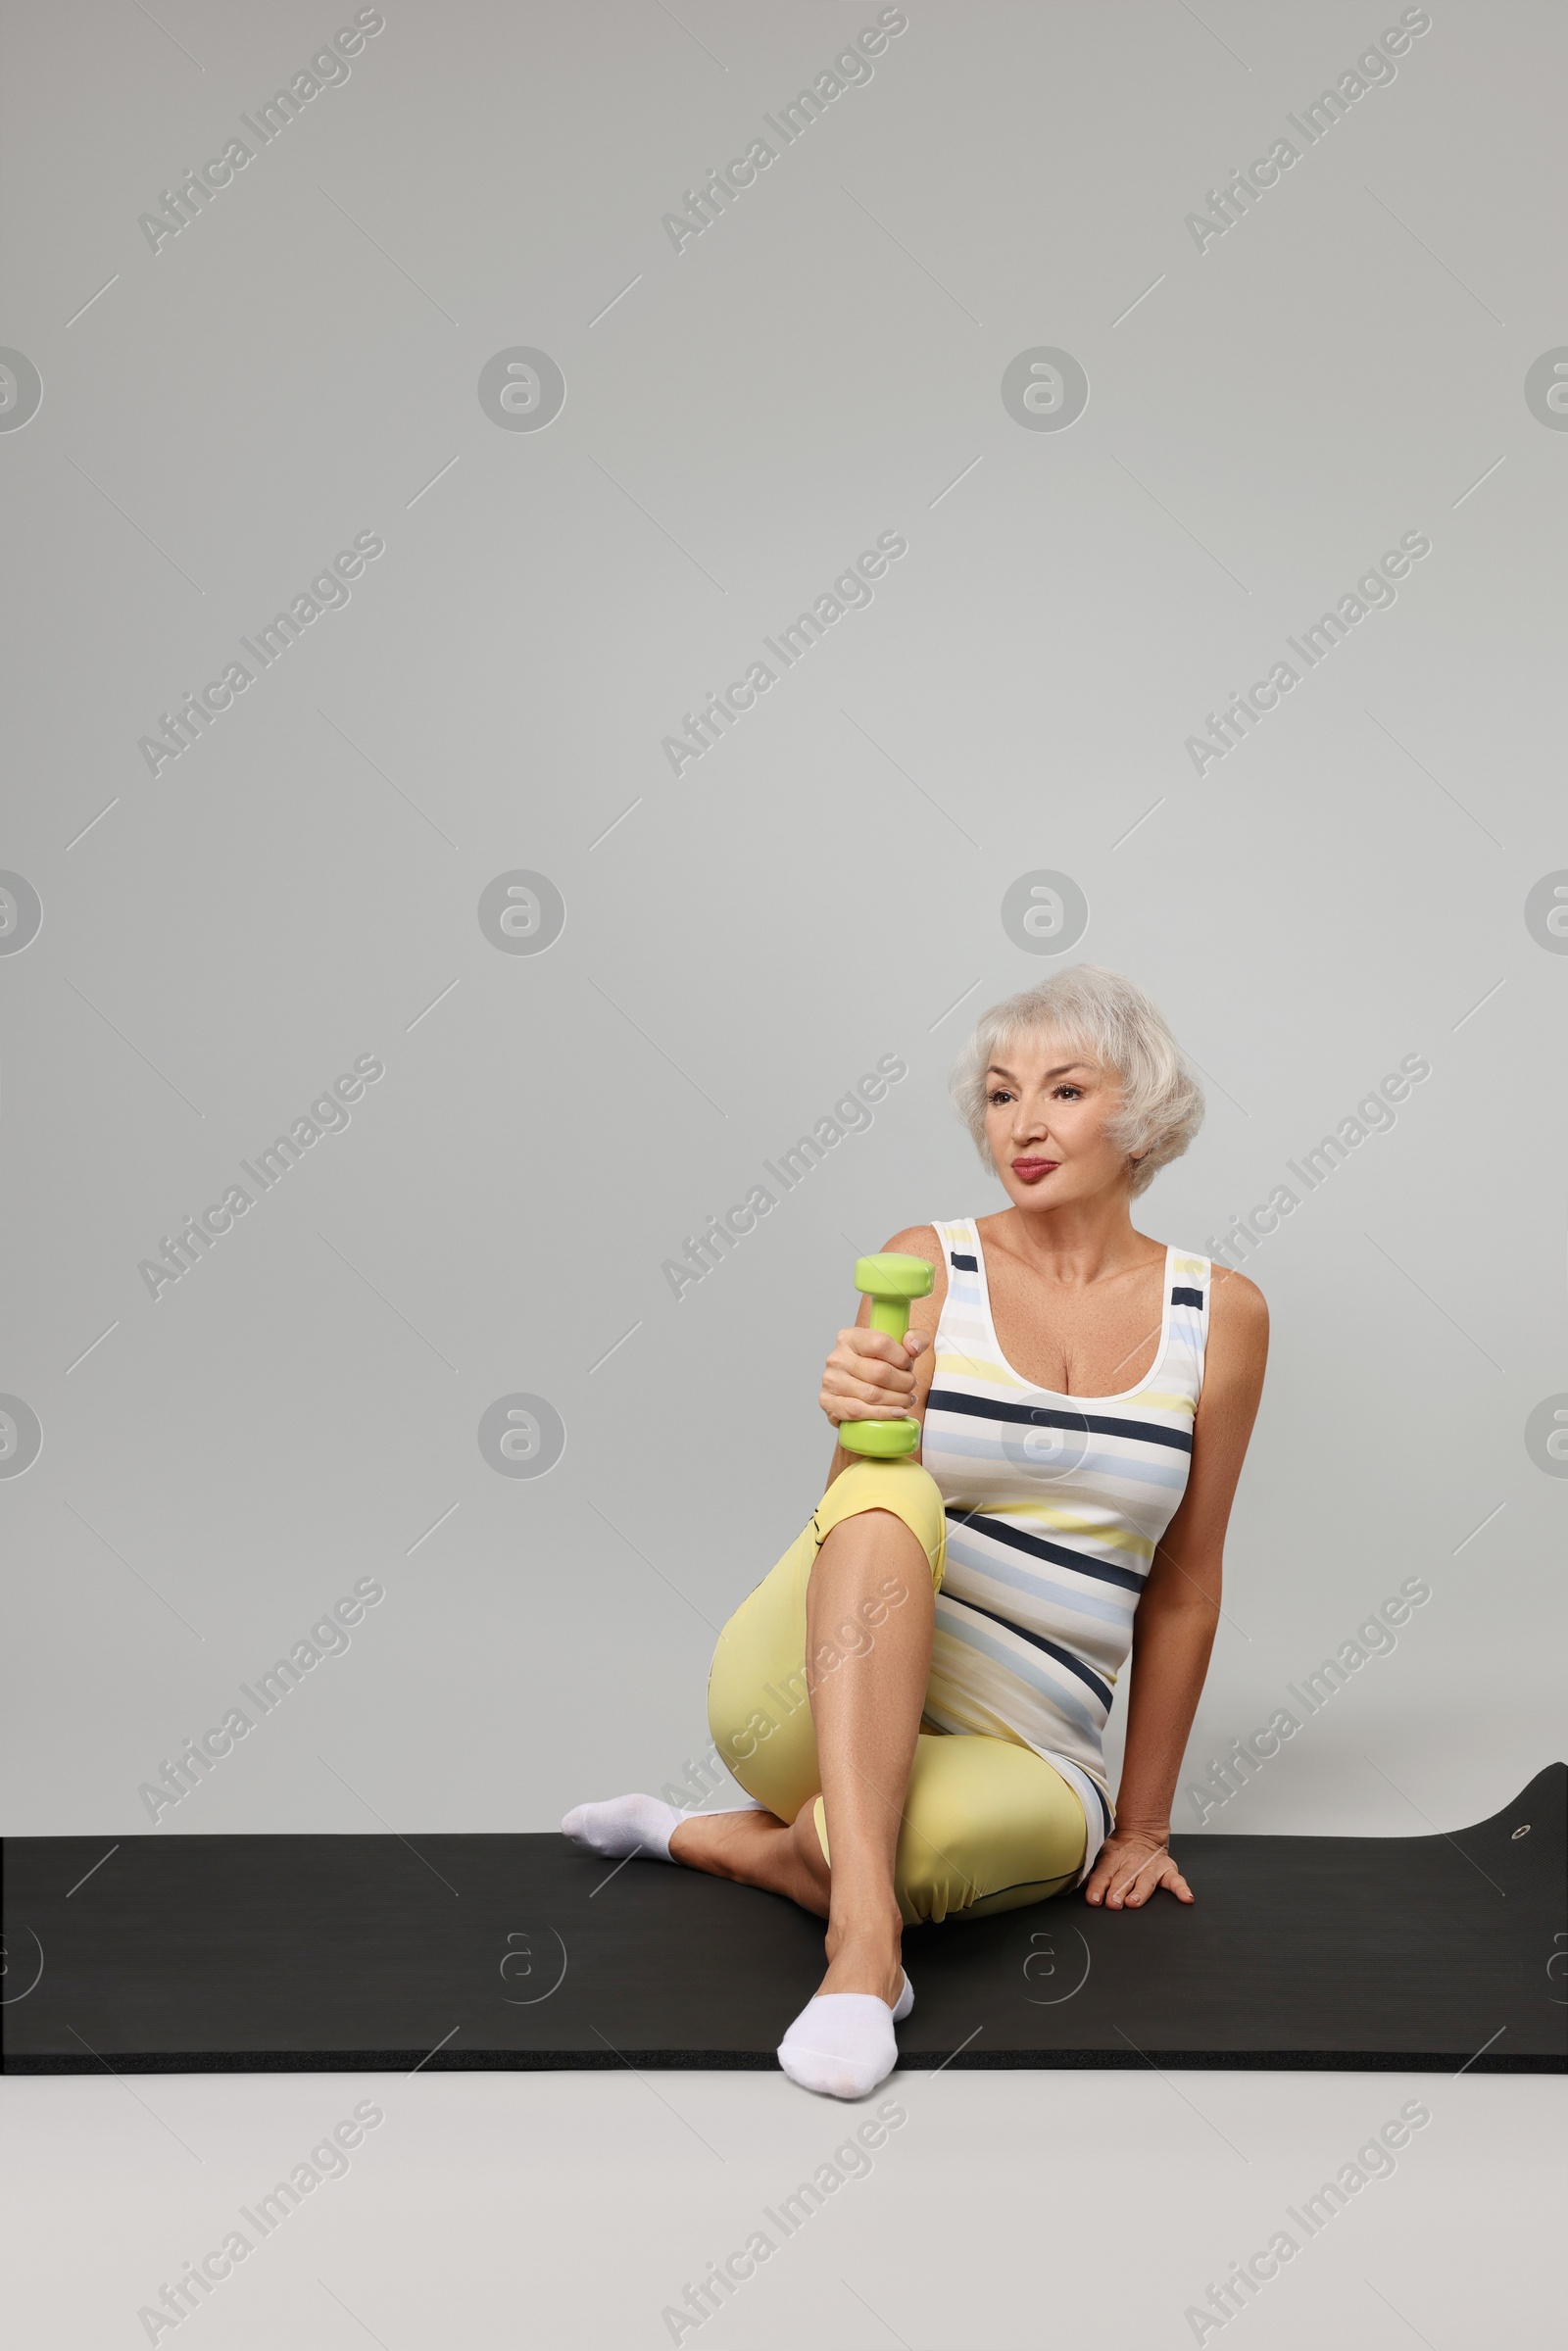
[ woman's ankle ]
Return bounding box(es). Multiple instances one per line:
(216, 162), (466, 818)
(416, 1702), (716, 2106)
(667, 1809), (763, 1870)
(824, 1908), (904, 1965)
(818, 1931), (906, 2005)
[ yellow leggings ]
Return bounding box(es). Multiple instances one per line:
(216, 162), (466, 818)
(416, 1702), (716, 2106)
(705, 1458), (1087, 1928)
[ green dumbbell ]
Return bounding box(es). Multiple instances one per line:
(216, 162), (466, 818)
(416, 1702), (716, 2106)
(838, 1252), (935, 1458)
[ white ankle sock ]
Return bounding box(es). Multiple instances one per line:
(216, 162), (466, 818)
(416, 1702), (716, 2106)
(561, 1793), (769, 1865)
(777, 1971), (913, 2101)
(561, 1792), (684, 1862)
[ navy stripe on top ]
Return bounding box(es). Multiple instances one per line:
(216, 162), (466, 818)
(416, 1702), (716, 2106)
(926, 1385), (1194, 1454)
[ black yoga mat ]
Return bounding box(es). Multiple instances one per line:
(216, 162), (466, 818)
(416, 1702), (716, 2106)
(4, 1766), (1563, 2076)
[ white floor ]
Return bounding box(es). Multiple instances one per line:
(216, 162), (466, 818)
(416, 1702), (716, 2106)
(2, 2066), (1561, 2348)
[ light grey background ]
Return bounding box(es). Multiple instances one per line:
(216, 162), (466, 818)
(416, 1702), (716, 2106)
(2, 0), (1563, 1845)
(7, 2070), (1560, 2350)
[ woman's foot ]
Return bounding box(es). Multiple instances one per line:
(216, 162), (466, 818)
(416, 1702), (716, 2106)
(562, 1793), (768, 1866)
(777, 1965), (914, 2100)
(561, 1792), (683, 1862)
(777, 1915), (912, 2100)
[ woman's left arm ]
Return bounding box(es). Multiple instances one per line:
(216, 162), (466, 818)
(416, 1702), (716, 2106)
(1084, 1266), (1270, 1909)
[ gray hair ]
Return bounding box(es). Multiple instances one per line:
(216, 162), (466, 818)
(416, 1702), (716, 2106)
(949, 964), (1204, 1199)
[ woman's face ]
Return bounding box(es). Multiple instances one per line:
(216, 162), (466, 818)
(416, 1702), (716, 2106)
(983, 1029), (1133, 1209)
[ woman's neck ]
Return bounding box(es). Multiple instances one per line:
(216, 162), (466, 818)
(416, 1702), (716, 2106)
(981, 1198), (1158, 1288)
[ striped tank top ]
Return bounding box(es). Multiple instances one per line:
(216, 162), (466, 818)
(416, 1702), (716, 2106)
(919, 1217), (1212, 1884)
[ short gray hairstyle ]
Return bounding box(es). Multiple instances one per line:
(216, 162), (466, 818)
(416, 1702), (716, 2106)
(949, 964), (1204, 1199)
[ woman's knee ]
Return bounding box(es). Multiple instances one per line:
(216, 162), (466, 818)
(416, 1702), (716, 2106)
(893, 1738), (1086, 1926)
(813, 1466), (946, 1595)
(894, 1789), (985, 1924)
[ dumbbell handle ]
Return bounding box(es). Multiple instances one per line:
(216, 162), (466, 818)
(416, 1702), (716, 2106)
(866, 1293), (915, 1343)
(838, 1252), (934, 1459)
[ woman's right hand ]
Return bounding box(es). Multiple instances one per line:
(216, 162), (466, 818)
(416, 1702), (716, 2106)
(819, 1323), (930, 1431)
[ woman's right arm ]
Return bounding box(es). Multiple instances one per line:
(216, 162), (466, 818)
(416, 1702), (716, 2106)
(818, 1225), (948, 1486)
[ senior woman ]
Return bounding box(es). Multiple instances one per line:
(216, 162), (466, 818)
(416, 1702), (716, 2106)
(564, 964), (1268, 2098)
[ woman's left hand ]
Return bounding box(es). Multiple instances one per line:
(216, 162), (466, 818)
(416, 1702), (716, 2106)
(1082, 1827), (1193, 1909)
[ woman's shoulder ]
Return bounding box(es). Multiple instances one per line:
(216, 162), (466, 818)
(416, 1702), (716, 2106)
(879, 1221), (951, 1258)
(872, 1224), (950, 1314)
(1204, 1259), (1270, 1367)
(879, 1222), (963, 1259)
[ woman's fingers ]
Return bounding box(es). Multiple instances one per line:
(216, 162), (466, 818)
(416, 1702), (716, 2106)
(1113, 1851), (1192, 1908)
(1083, 1837), (1193, 1908)
(822, 1332), (919, 1411)
(823, 1357), (910, 1399)
(819, 1326), (929, 1427)
(828, 1365), (913, 1402)
(823, 1389), (916, 1424)
(830, 1354), (912, 1391)
(843, 1327), (920, 1370)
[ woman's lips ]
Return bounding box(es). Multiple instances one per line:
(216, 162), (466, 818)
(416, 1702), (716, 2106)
(1011, 1157), (1058, 1182)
